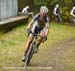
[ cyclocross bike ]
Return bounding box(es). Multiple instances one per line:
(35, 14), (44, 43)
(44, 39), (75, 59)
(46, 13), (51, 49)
(24, 31), (47, 67)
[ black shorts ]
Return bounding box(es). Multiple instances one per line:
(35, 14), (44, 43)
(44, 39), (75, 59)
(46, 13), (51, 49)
(31, 26), (43, 35)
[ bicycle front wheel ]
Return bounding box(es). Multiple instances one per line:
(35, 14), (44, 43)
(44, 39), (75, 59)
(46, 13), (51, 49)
(25, 42), (35, 66)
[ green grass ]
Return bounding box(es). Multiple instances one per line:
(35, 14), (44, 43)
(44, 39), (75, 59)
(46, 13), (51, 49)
(0, 22), (75, 71)
(48, 22), (75, 44)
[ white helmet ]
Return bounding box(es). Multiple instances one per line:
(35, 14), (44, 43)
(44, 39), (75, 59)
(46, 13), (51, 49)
(56, 4), (59, 8)
(40, 6), (49, 13)
(26, 6), (29, 9)
(73, 6), (75, 10)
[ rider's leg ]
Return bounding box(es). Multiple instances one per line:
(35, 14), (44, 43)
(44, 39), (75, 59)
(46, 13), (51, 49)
(34, 31), (44, 53)
(22, 33), (34, 62)
(34, 36), (43, 53)
(24, 21), (38, 54)
(36, 36), (43, 48)
(37, 28), (46, 47)
(24, 33), (34, 55)
(58, 15), (62, 22)
(55, 15), (58, 22)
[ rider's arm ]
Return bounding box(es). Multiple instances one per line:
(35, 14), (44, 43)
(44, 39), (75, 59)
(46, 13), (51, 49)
(27, 13), (40, 29)
(27, 20), (34, 29)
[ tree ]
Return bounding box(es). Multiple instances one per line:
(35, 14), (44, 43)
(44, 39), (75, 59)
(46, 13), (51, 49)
(24, 0), (34, 11)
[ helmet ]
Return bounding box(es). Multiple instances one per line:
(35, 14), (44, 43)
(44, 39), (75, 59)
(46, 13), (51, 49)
(40, 6), (49, 13)
(26, 6), (29, 9)
(73, 6), (75, 9)
(56, 4), (59, 8)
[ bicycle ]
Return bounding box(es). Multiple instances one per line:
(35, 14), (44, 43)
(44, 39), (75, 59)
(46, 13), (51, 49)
(24, 30), (47, 67)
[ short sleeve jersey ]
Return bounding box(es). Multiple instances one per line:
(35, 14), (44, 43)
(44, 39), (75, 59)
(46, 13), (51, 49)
(32, 13), (50, 28)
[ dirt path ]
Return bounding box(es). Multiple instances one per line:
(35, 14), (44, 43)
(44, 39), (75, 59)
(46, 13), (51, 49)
(26, 38), (75, 71)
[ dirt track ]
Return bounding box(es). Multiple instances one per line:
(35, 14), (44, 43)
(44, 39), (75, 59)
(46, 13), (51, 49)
(26, 38), (75, 71)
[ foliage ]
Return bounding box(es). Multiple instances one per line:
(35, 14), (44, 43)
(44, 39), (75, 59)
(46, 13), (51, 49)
(33, 0), (73, 21)
(22, 0), (74, 22)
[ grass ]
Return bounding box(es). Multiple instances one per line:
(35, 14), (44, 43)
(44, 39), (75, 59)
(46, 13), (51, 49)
(0, 22), (75, 71)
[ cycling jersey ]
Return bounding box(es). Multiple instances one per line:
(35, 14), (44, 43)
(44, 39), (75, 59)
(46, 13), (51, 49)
(22, 7), (29, 14)
(70, 8), (75, 17)
(53, 6), (60, 16)
(31, 13), (50, 35)
(33, 13), (50, 28)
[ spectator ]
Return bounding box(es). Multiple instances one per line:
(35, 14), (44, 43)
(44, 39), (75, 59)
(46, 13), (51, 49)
(22, 6), (33, 17)
(53, 4), (62, 22)
(70, 6), (75, 23)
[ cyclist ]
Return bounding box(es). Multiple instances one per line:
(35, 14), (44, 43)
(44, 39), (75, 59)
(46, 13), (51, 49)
(70, 6), (75, 23)
(22, 6), (33, 17)
(53, 4), (62, 22)
(22, 6), (50, 62)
